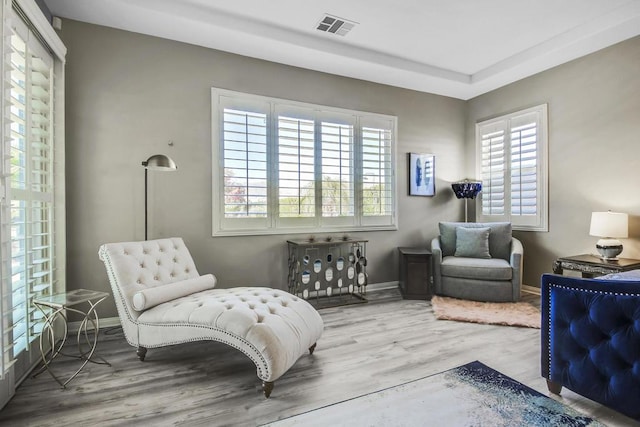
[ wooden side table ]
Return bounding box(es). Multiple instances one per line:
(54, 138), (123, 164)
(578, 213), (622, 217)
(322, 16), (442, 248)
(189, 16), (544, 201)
(398, 247), (432, 300)
(552, 254), (640, 278)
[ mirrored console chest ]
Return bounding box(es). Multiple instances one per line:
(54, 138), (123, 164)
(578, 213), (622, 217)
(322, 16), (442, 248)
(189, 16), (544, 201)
(287, 238), (368, 308)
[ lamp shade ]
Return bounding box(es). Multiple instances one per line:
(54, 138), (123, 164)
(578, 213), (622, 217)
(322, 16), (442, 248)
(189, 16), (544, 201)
(142, 154), (177, 171)
(589, 211), (628, 238)
(451, 181), (482, 199)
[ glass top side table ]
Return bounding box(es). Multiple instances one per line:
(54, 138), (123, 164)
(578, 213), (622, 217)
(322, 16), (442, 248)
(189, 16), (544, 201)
(32, 289), (111, 387)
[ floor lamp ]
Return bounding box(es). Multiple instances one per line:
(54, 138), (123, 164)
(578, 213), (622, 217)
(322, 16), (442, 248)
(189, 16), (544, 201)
(451, 180), (482, 222)
(142, 154), (177, 240)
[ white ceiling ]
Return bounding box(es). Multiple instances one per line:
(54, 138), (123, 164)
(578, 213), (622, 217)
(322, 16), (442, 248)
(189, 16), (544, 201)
(43, 0), (640, 100)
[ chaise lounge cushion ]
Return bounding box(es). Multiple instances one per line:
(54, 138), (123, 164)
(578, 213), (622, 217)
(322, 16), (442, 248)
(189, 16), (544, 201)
(132, 274), (217, 311)
(136, 286), (323, 382)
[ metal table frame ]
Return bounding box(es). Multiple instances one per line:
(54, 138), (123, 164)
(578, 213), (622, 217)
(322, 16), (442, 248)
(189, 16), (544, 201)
(32, 289), (111, 387)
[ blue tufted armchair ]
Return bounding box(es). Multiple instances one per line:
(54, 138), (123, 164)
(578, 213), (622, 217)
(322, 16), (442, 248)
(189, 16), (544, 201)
(541, 272), (640, 421)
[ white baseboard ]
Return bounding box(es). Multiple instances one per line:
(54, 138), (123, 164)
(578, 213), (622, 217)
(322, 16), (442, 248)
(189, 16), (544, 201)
(366, 281), (399, 291)
(522, 284), (541, 295)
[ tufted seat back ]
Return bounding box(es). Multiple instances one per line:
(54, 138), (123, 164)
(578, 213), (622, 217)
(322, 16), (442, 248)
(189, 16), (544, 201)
(99, 237), (200, 323)
(542, 273), (640, 421)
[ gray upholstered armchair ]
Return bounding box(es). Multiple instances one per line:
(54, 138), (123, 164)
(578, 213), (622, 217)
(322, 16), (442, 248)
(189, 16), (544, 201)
(431, 222), (523, 302)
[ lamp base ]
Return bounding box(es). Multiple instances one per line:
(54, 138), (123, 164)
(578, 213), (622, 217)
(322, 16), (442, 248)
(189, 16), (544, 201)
(595, 239), (623, 260)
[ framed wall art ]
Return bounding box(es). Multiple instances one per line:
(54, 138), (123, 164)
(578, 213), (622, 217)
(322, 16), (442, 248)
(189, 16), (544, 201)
(408, 153), (435, 196)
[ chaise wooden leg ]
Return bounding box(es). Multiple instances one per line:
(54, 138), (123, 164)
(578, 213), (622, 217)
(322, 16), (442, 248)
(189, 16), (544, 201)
(546, 379), (562, 394)
(309, 343), (317, 355)
(262, 381), (274, 398)
(137, 346), (147, 361)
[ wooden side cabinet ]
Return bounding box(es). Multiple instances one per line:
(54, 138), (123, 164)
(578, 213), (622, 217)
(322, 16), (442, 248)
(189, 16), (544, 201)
(398, 247), (432, 300)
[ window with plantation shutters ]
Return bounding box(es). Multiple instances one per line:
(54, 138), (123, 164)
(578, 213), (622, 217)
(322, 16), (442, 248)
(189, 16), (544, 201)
(476, 104), (548, 231)
(212, 89), (397, 236)
(0, 1), (66, 402)
(8, 16), (55, 358)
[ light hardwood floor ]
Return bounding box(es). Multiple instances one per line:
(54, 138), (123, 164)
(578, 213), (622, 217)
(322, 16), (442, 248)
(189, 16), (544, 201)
(0, 289), (636, 426)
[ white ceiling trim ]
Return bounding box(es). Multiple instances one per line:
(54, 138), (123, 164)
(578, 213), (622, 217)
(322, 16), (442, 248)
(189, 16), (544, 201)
(45, 0), (640, 100)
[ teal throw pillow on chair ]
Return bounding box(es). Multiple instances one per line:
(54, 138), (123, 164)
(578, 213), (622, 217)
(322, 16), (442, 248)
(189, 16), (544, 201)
(454, 227), (492, 259)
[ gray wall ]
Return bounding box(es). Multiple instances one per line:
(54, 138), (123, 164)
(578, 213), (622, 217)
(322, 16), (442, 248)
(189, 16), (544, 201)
(61, 19), (640, 316)
(466, 36), (640, 287)
(61, 20), (466, 318)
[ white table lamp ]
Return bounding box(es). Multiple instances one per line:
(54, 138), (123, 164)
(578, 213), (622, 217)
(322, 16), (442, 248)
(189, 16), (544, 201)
(589, 211), (628, 260)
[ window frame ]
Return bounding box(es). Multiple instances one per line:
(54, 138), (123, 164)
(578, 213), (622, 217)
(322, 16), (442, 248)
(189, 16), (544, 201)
(211, 88), (398, 237)
(475, 104), (549, 232)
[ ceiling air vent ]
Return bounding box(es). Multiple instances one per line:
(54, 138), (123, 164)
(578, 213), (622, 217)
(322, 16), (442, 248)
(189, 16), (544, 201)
(316, 14), (357, 36)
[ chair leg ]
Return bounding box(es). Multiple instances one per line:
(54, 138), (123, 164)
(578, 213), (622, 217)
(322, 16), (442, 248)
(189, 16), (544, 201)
(309, 343), (317, 355)
(546, 379), (562, 394)
(137, 346), (147, 361)
(262, 381), (274, 398)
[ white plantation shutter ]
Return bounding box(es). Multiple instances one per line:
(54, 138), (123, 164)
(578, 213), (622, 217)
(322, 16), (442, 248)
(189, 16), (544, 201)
(222, 108), (268, 218)
(319, 112), (356, 227)
(476, 105), (548, 231)
(360, 116), (394, 226)
(480, 122), (506, 217)
(510, 115), (538, 218)
(276, 106), (316, 225)
(214, 96), (270, 232)
(320, 122), (353, 217)
(8, 16), (55, 358)
(211, 89), (397, 235)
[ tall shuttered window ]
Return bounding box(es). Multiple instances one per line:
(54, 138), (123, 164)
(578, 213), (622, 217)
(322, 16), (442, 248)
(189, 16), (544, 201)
(8, 10), (54, 358)
(0, 0), (66, 398)
(212, 89), (397, 236)
(476, 104), (548, 231)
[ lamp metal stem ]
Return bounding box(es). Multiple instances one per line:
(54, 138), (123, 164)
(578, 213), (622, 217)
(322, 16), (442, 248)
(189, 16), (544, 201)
(464, 198), (469, 222)
(144, 167), (148, 241)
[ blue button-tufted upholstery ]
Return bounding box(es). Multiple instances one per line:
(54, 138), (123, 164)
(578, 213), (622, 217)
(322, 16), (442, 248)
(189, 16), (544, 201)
(99, 238), (323, 397)
(541, 273), (640, 421)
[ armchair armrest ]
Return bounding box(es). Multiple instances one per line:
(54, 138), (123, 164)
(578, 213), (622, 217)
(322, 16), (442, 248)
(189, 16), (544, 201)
(430, 237), (443, 294)
(509, 238), (523, 299)
(509, 237), (523, 266)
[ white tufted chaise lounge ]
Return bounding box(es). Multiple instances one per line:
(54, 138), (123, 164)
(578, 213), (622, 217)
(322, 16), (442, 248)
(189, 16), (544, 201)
(98, 237), (323, 397)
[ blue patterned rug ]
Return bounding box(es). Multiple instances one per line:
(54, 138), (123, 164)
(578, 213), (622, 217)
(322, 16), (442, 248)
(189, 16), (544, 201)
(265, 361), (603, 426)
